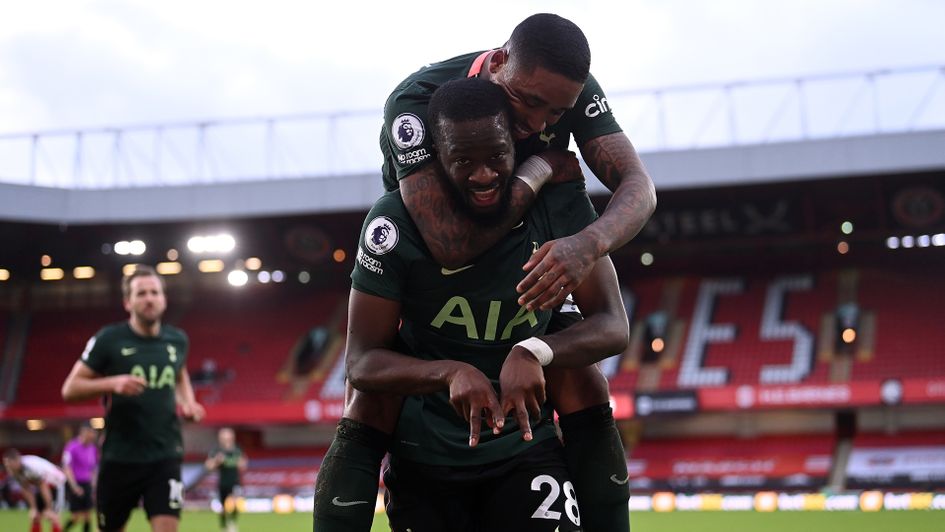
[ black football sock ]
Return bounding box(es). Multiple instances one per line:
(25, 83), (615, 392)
(313, 417), (390, 532)
(559, 404), (631, 532)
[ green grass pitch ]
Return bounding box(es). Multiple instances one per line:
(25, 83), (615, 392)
(0, 509), (941, 531)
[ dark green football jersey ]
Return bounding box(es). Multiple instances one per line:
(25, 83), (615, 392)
(80, 322), (188, 463)
(380, 51), (623, 191)
(351, 182), (597, 466)
(209, 446), (243, 487)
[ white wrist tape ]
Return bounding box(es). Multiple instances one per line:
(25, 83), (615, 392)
(514, 155), (553, 194)
(515, 337), (554, 366)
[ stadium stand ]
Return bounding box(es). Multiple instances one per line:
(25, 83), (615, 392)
(846, 430), (945, 490)
(615, 273), (838, 391)
(606, 269), (945, 393)
(16, 307), (125, 405)
(852, 270), (945, 381)
(183, 445), (332, 501)
(190, 453), (326, 500)
(173, 285), (346, 403)
(0, 167), (942, 514)
(11, 284), (346, 407)
(628, 434), (834, 491)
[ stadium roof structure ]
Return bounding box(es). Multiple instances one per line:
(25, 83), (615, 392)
(1, 65), (944, 224)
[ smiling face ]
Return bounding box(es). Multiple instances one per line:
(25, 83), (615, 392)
(435, 112), (516, 223)
(492, 58), (584, 140)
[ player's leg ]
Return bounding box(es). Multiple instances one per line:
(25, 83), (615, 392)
(546, 364), (630, 532)
(63, 484), (77, 532)
(33, 487), (45, 532)
(95, 461), (139, 532)
(313, 385), (402, 532)
(218, 485), (232, 530)
(76, 481), (93, 532)
(80, 481), (93, 532)
(141, 459), (183, 532)
(226, 485), (241, 532)
(34, 486), (61, 532)
(478, 439), (581, 531)
(382, 456), (468, 532)
(48, 485), (63, 532)
(65, 481), (93, 532)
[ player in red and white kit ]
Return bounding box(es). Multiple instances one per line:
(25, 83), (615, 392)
(3, 448), (67, 532)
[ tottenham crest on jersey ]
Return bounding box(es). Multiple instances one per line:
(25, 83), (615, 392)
(392, 113), (425, 150)
(364, 216), (399, 255)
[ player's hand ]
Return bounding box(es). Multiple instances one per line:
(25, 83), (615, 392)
(517, 234), (599, 311)
(537, 150), (584, 184)
(180, 401), (206, 422)
(445, 362), (503, 448)
(112, 374), (147, 395)
(499, 346), (546, 442)
(71, 483), (84, 496)
(28, 508), (38, 521)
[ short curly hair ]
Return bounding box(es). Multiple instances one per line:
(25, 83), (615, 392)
(507, 13), (591, 83)
(428, 77), (513, 145)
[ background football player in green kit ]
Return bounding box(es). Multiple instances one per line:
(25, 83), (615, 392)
(62, 265), (205, 532)
(205, 427), (248, 532)
(314, 13), (652, 532)
(344, 76), (628, 531)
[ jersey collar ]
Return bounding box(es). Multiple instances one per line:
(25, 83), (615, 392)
(467, 50), (496, 78)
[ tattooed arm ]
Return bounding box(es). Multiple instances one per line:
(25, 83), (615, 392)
(517, 132), (656, 310)
(579, 132), (656, 251)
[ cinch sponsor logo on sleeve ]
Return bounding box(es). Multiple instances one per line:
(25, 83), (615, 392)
(585, 94), (611, 118)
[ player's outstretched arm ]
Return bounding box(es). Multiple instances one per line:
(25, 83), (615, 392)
(345, 288), (503, 446)
(517, 132), (656, 310)
(61, 361), (146, 402)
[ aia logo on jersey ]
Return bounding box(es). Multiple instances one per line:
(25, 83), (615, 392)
(364, 216), (399, 255)
(584, 94), (611, 118)
(392, 113), (425, 150)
